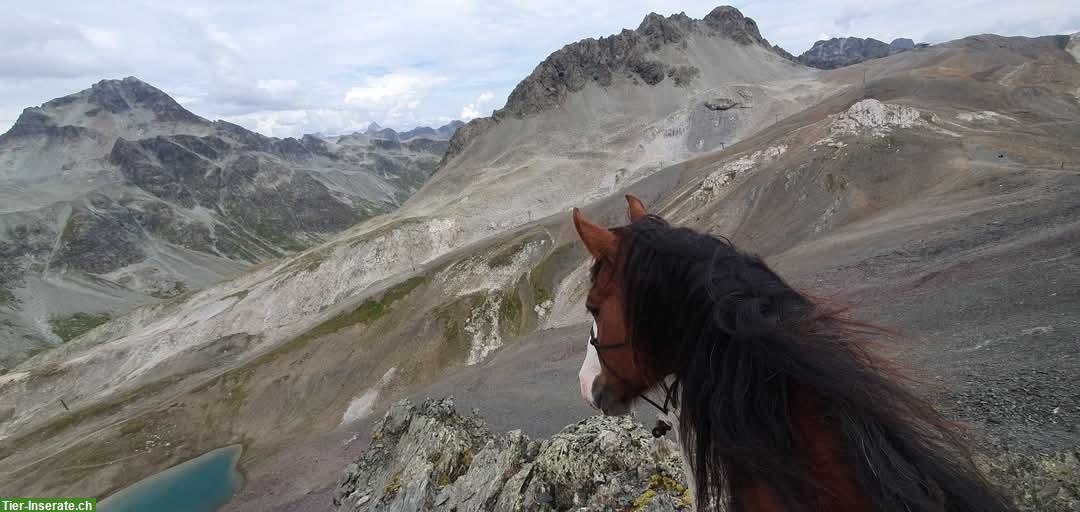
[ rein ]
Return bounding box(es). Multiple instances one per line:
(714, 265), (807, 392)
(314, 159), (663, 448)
(589, 320), (678, 438)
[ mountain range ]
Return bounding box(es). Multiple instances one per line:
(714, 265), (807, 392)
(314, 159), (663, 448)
(1, 6), (1078, 512)
(0, 77), (459, 369)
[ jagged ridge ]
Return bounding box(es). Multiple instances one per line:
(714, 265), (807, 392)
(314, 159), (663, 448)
(496, 6), (779, 119)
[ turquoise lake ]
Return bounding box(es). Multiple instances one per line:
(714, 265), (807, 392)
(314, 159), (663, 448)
(98, 445), (243, 512)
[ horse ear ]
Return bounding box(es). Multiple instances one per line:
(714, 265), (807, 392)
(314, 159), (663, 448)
(572, 208), (617, 260)
(626, 194), (648, 222)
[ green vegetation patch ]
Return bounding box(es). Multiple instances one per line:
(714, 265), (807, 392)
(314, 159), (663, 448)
(287, 275), (428, 349)
(498, 287), (523, 337)
(529, 242), (583, 306)
(49, 312), (112, 342)
(435, 293), (486, 368)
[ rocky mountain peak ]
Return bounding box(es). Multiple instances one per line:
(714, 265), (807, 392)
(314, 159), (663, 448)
(797, 36), (916, 69)
(636, 11), (694, 48)
(702, 5), (766, 45)
(2, 76), (206, 143)
(82, 77), (182, 114)
(490, 6), (782, 121)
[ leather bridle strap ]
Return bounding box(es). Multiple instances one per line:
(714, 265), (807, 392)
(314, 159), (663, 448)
(589, 320), (679, 438)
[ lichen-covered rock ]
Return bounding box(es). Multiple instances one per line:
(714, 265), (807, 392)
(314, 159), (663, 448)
(980, 449), (1080, 512)
(334, 397), (689, 512)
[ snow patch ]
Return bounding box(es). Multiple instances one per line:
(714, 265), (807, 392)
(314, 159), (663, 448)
(340, 367), (396, 426)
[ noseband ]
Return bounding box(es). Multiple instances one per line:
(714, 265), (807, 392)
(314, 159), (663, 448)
(589, 320), (679, 438)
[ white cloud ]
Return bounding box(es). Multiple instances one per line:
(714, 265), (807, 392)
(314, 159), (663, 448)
(77, 26), (119, 49)
(255, 78), (301, 97)
(345, 73), (436, 109)
(460, 91), (496, 120)
(0, 0), (1077, 136)
(344, 72), (446, 125)
(223, 108), (371, 137)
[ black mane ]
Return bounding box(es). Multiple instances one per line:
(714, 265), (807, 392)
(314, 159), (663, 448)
(613, 218), (1013, 511)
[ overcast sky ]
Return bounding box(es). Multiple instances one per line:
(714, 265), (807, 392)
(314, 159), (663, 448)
(2, 0), (1077, 137)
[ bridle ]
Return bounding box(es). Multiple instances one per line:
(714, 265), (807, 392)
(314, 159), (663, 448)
(589, 319), (679, 438)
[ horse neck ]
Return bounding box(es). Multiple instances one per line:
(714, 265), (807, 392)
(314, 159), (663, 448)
(676, 385), (877, 512)
(780, 385), (875, 511)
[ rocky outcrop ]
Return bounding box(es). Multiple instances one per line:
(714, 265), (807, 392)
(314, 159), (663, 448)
(334, 398), (690, 511)
(495, 6), (783, 119)
(797, 37), (916, 69)
(334, 398), (1080, 512)
(827, 99), (923, 137)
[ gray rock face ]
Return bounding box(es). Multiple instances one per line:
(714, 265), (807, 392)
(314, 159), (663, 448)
(890, 38), (915, 52)
(334, 398), (690, 512)
(797, 37), (916, 69)
(495, 6), (782, 119)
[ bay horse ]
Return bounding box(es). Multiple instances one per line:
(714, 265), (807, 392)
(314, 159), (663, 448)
(572, 195), (1014, 511)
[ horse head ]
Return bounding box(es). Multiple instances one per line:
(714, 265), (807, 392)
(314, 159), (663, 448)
(572, 194), (665, 415)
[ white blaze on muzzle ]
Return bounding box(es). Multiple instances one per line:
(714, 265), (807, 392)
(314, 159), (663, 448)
(578, 320), (601, 409)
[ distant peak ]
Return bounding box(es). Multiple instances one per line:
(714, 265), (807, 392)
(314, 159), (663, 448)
(79, 76), (177, 111)
(797, 36), (915, 69)
(365, 121), (382, 133)
(2, 77), (206, 141)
